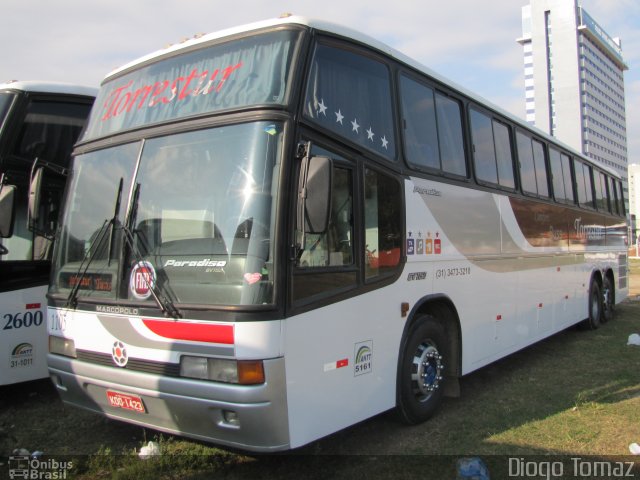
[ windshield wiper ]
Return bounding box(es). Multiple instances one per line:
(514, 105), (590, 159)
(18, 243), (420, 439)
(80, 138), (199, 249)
(122, 183), (182, 319)
(121, 227), (181, 319)
(66, 177), (124, 309)
(107, 178), (123, 266)
(65, 218), (110, 309)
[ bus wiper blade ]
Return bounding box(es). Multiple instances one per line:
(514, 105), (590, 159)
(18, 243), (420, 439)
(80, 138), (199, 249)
(107, 178), (124, 266)
(65, 218), (110, 309)
(121, 223), (182, 320)
(66, 179), (124, 309)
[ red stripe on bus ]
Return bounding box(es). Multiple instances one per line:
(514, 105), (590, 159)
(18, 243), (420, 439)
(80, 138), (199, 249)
(142, 319), (234, 344)
(26, 303), (41, 309)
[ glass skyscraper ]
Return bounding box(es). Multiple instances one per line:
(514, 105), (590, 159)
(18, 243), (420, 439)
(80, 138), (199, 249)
(517, 0), (628, 201)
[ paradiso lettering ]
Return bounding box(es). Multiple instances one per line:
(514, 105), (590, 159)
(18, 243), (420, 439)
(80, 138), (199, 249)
(100, 62), (244, 122)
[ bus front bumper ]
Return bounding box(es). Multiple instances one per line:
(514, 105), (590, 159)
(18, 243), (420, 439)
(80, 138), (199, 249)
(48, 354), (290, 452)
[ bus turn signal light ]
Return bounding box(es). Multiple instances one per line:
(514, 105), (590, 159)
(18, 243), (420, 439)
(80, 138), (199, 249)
(237, 360), (265, 385)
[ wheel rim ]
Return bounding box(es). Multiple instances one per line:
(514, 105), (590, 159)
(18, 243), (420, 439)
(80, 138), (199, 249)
(602, 282), (613, 317)
(591, 287), (601, 322)
(411, 341), (443, 402)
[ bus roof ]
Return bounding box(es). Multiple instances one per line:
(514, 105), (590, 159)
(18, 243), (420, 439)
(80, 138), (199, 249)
(0, 80), (97, 98)
(105, 15), (429, 82)
(103, 15), (620, 179)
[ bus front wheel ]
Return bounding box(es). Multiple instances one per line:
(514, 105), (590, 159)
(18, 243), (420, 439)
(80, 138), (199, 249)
(396, 315), (447, 424)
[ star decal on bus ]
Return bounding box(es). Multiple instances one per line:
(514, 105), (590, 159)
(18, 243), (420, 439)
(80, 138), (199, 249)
(366, 127), (375, 141)
(309, 94), (392, 153)
(317, 99), (328, 116)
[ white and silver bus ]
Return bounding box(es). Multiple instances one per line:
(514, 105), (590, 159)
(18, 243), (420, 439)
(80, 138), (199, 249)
(0, 81), (95, 385)
(45, 16), (627, 451)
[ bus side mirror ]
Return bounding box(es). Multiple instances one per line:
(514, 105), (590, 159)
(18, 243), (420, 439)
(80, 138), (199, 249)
(28, 166), (44, 227)
(0, 184), (17, 238)
(296, 155), (332, 258)
(305, 156), (332, 234)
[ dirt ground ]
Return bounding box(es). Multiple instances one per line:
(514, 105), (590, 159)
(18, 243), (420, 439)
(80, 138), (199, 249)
(1, 267), (639, 460)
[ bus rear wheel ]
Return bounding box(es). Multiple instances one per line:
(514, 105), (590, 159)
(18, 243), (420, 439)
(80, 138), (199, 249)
(601, 275), (614, 323)
(397, 315), (447, 424)
(585, 279), (603, 330)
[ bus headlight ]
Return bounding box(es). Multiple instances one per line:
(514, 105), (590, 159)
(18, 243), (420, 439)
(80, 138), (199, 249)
(49, 335), (77, 358)
(179, 356), (264, 385)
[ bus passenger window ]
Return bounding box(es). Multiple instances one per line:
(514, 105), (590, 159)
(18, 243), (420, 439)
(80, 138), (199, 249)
(516, 132), (536, 194)
(364, 168), (402, 279)
(561, 153), (575, 203)
(574, 161), (594, 208)
(470, 109), (514, 188)
(493, 121), (515, 189)
(400, 75), (467, 177)
(516, 132), (548, 197)
(549, 148), (566, 202)
(400, 76), (440, 170)
(531, 140), (548, 197)
(616, 180), (625, 215)
(305, 44), (396, 161)
(470, 109), (498, 184)
(595, 172), (609, 212)
(610, 177), (623, 215)
(435, 93), (466, 177)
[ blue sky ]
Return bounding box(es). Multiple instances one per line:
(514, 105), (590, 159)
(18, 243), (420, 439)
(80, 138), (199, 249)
(2, 0), (638, 166)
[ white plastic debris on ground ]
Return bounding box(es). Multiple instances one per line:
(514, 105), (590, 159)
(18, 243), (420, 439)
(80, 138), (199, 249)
(138, 441), (160, 459)
(627, 333), (640, 346)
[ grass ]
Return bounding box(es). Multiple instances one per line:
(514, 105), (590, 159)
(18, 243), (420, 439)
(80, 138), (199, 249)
(55, 303), (640, 478)
(2, 267), (639, 479)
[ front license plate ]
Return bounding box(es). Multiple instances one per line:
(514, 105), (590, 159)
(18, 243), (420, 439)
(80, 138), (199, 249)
(106, 390), (146, 413)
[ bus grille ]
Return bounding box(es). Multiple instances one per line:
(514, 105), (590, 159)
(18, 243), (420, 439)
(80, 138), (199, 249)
(76, 350), (180, 377)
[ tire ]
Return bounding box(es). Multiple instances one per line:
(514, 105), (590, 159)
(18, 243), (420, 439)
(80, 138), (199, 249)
(396, 315), (447, 425)
(585, 279), (602, 330)
(601, 275), (614, 323)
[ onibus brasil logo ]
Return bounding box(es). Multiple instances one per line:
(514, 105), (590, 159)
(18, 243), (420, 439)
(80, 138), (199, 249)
(8, 455), (73, 479)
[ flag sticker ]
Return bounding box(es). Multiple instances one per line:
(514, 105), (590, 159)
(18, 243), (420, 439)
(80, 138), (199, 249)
(324, 358), (349, 372)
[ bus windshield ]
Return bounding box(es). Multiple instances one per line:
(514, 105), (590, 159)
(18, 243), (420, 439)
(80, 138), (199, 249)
(51, 121), (283, 307)
(83, 29), (299, 141)
(0, 92), (15, 128)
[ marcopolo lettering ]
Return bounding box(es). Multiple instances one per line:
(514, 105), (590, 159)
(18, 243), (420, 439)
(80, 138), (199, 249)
(96, 305), (140, 315)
